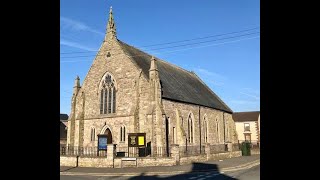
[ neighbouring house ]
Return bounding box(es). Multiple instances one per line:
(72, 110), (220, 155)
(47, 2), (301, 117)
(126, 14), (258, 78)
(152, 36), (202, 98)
(60, 114), (68, 145)
(66, 7), (238, 157)
(233, 111), (260, 145)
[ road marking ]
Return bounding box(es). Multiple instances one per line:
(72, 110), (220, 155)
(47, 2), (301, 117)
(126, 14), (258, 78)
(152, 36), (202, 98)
(60, 160), (260, 177)
(222, 161), (260, 172)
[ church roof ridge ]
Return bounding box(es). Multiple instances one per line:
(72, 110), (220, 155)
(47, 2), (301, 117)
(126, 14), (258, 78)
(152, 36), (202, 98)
(116, 39), (195, 76)
(117, 39), (233, 113)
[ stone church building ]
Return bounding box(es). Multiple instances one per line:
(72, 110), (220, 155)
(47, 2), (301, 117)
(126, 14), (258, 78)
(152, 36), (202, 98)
(67, 8), (238, 155)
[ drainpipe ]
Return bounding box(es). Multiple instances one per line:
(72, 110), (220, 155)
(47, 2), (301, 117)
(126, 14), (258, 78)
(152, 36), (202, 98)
(199, 106), (201, 153)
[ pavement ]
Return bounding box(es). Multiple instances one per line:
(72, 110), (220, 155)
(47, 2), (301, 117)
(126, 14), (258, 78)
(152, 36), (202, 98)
(60, 154), (260, 176)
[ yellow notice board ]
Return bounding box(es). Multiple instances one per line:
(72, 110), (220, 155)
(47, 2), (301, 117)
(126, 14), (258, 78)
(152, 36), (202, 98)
(138, 136), (145, 146)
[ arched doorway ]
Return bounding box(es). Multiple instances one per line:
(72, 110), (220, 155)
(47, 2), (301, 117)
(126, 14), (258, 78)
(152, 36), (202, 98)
(104, 128), (113, 144)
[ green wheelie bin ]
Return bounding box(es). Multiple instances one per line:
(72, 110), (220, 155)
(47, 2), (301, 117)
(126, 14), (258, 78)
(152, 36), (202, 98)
(241, 141), (251, 156)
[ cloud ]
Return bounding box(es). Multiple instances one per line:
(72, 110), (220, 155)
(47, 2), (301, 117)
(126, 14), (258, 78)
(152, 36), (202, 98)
(60, 39), (97, 51)
(60, 16), (104, 36)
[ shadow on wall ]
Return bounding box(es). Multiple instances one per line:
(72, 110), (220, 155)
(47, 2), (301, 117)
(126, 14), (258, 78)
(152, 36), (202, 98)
(128, 162), (237, 180)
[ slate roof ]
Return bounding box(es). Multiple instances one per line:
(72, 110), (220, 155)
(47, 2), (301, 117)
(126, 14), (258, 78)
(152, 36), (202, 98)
(60, 114), (69, 121)
(60, 121), (68, 127)
(118, 40), (233, 113)
(232, 111), (260, 122)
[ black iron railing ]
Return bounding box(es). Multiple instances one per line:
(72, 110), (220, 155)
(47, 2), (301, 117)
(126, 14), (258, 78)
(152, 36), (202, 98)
(115, 146), (170, 157)
(60, 145), (107, 157)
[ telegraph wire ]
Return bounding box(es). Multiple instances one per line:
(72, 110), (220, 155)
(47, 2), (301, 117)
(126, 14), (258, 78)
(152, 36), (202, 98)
(61, 32), (259, 59)
(60, 27), (259, 55)
(60, 35), (259, 63)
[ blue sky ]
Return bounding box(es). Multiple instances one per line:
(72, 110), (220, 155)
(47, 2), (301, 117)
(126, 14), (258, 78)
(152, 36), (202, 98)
(60, 0), (260, 114)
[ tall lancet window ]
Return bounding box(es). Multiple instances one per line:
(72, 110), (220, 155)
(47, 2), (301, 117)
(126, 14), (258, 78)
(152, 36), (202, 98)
(188, 114), (194, 144)
(100, 73), (116, 114)
(204, 116), (208, 143)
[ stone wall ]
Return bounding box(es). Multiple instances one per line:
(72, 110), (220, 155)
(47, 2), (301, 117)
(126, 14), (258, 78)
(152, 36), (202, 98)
(78, 39), (141, 119)
(137, 157), (175, 167)
(69, 34), (146, 147)
(78, 157), (113, 168)
(60, 156), (77, 167)
(60, 156), (113, 168)
(162, 99), (238, 149)
(60, 151), (242, 168)
(82, 116), (133, 147)
(207, 151), (241, 161)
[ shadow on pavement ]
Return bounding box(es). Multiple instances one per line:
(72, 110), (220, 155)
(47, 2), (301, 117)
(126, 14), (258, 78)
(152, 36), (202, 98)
(128, 162), (237, 180)
(60, 166), (78, 172)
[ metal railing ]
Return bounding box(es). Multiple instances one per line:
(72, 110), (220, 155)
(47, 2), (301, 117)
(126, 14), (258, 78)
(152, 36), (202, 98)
(60, 145), (107, 157)
(115, 146), (170, 157)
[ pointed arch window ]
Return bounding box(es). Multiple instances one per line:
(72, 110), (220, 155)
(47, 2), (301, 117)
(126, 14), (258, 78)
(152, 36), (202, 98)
(188, 114), (193, 144)
(100, 74), (116, 114)
(90, 128), (95, 142)
(120, 126), (126, 142)
(216, 118), (220, 143)
(204, 117), (208, 143)
(225, 120), (229, 142)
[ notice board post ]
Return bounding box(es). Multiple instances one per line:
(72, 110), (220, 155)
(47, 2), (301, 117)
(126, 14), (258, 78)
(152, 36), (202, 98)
(128, 133), (146, 157)
(97, 134), (108, 156)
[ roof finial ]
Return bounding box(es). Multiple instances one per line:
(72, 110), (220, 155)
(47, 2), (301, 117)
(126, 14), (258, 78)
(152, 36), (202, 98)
(106, 6), (116, 39)
(149, 56), (158, 72)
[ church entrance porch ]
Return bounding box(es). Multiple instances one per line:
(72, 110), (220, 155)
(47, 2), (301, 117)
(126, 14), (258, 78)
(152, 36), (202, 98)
(104, 128), (113, 144)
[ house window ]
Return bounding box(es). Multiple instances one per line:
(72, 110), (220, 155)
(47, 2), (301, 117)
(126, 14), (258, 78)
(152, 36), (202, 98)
(188, 114), (193, 143)
(90, 128), (95, 142)
(100, 74), (116, 114)
(244, 123), (250, 131)
(120, 126), (126, 142)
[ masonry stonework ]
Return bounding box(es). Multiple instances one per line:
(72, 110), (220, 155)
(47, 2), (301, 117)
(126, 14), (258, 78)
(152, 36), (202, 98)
(65, 7), (238, 165)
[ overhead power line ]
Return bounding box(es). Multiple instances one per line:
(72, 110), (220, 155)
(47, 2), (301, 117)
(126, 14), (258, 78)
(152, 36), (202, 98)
(60, 35), (259, 62)
(60, 26), (259, 55)
(60, 31), (259, 59)
(146, 32), (259, 51)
